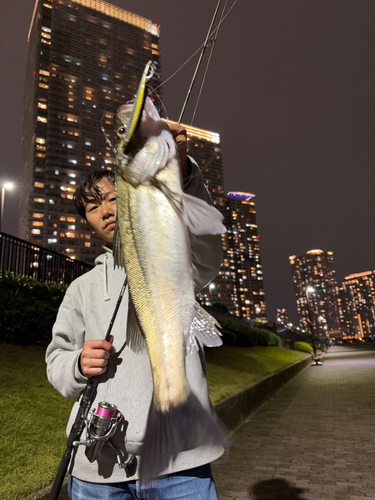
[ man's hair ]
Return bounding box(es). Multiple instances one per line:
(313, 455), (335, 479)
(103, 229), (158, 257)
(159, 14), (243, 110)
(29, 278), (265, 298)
(73, 169), (115, 219)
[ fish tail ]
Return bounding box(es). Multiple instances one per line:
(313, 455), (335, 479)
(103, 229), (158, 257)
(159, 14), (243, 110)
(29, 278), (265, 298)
(138, 392), (228, 484)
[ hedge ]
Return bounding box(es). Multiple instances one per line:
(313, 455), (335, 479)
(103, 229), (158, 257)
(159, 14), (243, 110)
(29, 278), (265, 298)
(0, 271), (280, 349)
(293, 341), (314, 353)
(218, 318), (280, 347)
(0, 272), (67, 345)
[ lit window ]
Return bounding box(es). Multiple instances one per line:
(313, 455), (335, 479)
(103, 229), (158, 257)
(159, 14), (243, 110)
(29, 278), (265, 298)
(60, 216), (66, 221)
(38, 83), (49, 89)
(33, 213), (44, 219)
(34, 182), (44, 188)
(38, 102), (47, 109)
(36, 145), (46, 151)
(55, 170), (59, 175)
(37, 116), (47, 123)
(85, 242), (91, 247)
(32, 229), (41, 234)
(67, 217), (75, 222)
(39, 69), (50, 75)
(36, 137), (45, 144)
(32, 221), (44, 227)
(48, 238), (57, 244)
(34, 197), (45, 203)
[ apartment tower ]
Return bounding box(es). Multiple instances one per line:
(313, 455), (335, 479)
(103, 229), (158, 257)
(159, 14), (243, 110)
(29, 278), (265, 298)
(289, 249), (341, 338)
(341, 271), (375, 338)
(19, 0), (161, 263)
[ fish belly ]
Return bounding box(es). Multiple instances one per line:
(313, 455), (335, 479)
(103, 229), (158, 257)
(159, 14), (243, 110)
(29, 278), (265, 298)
(116, 179), (195, 411)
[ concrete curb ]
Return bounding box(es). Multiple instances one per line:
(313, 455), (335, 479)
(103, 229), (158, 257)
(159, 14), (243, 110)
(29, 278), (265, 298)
(215, 354), (312, 430)
(24, 354), (312, 499)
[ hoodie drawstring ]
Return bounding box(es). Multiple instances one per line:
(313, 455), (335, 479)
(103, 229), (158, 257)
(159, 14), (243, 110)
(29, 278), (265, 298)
(103, 254), (110, 301)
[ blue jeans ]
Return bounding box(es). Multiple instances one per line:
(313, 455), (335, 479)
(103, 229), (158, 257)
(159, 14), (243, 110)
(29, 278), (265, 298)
(68, 464), (218, 500)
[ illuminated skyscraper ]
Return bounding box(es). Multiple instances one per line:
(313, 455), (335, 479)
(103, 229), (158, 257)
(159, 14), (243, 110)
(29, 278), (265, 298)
(276, 308), (291, 328)
(216, 192), (266, 321)
(165, 120), (225, 209)
(289, 249), (341, 338)
(19, 0), (160, 263)
(341, 271), (375, 338)
(166, 121), (267, 321)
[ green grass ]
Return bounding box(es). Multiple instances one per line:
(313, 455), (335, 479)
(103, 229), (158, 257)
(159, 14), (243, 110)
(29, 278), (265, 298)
(0, 344), (308, 499)
(0, 344), (74, 500)
(206, 346), (308, 403)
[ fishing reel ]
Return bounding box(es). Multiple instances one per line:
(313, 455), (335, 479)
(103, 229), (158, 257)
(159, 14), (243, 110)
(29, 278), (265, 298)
(73, 402), (137, 476)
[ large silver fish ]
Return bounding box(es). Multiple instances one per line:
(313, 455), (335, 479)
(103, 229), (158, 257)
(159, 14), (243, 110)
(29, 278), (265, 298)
(114, 63), (227, 482)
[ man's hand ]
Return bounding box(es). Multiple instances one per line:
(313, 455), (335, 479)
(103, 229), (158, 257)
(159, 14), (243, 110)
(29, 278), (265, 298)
(79, 335), (116, 377)
(167, 122), (191, 178)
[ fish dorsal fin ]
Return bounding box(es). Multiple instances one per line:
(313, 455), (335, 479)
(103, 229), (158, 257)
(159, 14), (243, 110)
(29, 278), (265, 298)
(187, 301), (223, 353)
(126, 297), (148, 353)
(182, 193), (226, 235)
(113, 221), (126, 270)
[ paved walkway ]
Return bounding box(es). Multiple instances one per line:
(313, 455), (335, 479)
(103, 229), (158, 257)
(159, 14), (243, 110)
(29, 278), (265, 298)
(212, 346), (375, 500)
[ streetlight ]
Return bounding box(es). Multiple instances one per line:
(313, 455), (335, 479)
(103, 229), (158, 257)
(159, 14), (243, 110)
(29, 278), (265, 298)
(305, 285), (322, 365)
(208, 283), (215, 304)
(1, 182), (14, 233)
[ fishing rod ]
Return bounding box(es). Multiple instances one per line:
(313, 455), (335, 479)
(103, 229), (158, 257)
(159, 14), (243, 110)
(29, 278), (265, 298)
(48, 277), (128, 500)
(178, 0), (223, 124)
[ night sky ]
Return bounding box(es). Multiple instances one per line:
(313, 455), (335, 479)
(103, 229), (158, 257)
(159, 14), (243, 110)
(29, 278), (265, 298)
(1, 0), (374, 322)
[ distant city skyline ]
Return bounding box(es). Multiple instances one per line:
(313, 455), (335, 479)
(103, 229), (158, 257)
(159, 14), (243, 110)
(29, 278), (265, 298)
(1, 0), (374, 322)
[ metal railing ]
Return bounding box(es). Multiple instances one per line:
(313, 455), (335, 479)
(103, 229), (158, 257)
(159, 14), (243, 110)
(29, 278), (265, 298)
(0, 232), (93, 285)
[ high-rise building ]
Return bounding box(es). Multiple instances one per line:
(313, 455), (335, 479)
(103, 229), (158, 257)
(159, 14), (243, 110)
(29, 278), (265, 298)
(341, 271), (375, 338)
(19, 0), (161, 263)
(164, 119), (225, 208)
(216, 192), (267, 322)
(166, 121), (267, 322)
(289, 249), (341, 338)
(276, 308), (291, 328)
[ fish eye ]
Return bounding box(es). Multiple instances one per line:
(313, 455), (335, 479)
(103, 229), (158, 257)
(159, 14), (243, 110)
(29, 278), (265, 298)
(117, 126), (126, 136)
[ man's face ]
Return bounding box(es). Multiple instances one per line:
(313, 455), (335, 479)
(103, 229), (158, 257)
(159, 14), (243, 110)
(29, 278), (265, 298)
(84, 178), (116, 247)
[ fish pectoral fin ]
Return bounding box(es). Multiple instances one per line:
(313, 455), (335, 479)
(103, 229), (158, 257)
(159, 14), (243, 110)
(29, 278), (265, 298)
(187, 301), (223, 352)
(126, 298), (148, 353)
(113, 221), (126, 269)
(182, 193), (226, 235)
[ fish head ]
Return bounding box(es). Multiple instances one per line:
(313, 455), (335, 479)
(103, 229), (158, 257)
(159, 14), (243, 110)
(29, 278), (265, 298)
(116, 103), (134, 155)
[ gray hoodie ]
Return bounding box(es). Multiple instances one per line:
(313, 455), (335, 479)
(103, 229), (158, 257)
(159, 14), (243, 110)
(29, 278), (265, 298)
(46, 161), (225, 483)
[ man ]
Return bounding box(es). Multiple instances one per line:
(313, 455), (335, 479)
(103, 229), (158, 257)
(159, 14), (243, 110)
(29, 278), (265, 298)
(46, 124), (225, 499)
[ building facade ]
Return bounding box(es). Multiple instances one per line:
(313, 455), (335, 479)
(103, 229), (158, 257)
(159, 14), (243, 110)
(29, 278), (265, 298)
(341, 271), (375, 338)
(166, 120), (267, 322)
(19, 0), (161, 263)
(276, 308), (291, 329)
(289, 249), (341, 338)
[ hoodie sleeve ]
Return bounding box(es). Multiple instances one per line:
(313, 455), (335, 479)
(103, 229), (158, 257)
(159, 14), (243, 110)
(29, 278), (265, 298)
(183, 157), (224, 294)
(45, 280), (88, 399)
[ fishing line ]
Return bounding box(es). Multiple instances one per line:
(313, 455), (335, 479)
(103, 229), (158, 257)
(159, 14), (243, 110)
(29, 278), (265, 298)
(147, 83), (170, 119)
(190, 0), (229, 125)
(152, 0), (238, 95)
(100, 113), (117, 155)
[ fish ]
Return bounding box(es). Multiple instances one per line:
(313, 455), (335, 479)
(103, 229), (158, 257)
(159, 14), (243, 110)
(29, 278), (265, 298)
(114, 61), (227, 482)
